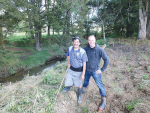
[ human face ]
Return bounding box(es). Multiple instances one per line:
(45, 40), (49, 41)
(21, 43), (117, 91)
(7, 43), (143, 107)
(72, 39), (80, 50)
(88, 36), (96, 48)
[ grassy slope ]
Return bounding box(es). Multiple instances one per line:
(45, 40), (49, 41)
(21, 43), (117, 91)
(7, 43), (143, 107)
(0, 61), (68, 113)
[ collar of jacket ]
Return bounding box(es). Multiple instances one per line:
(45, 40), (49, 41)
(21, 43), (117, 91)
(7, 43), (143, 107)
(87, 43), (97, 49)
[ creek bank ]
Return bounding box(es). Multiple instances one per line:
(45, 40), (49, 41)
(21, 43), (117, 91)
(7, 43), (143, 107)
(0, 57), (66, 84)
(0, 45), (67, 79)
(0, 54), (66, 80)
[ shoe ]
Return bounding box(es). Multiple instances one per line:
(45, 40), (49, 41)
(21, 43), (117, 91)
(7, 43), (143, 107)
(62, 86), (72, 92)
(82, 87), (87, 93)
(99, 97), (106, 110)
(78, 87), (83, 103)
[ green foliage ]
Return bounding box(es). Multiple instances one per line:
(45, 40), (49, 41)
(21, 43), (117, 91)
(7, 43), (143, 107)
(96, 37), (109, 45)
(22, 49), (51, 69)
(142, 74), (148, 80)
(42, 74), (61, 85)
(53, 61), (67, 73)
(126, 99), (142, 111)
(137, 79), (150, 89)
(6, 35), (33, 47)
(0, 49), (19, 74)
(147, 66), (150, 73)
(83, 106), (88, 113)
(142, 54), (148, 61)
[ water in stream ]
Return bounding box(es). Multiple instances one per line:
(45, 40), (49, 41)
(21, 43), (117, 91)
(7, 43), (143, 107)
(0, 59), (66, 83)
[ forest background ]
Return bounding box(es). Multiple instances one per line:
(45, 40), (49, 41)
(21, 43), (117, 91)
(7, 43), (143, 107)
(0, 0), (150, 78)
(0, 0), (150, 113)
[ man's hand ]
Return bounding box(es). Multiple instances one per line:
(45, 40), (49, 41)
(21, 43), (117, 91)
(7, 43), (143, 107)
(80, 74), (84, 80)
(67, 64), (71, 69)
(96, 69), (102, 74)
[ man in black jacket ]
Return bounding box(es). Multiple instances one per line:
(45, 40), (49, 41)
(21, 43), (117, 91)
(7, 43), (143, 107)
(83, 35), (109, 110)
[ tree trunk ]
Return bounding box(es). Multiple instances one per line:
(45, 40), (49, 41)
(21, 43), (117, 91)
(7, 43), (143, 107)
(98, 16), (106, 41)
(39, 29), (41, 41)
(65, 9), (71, 43)
(35, 26), (41, 51)
(146, 16), (150, 39)
(28, 14), (34, 39)
(138, 0), (148, 40)
(53, 27), (54, 37)
(48, 25), (50, 38)
(0, 23), (5, 50)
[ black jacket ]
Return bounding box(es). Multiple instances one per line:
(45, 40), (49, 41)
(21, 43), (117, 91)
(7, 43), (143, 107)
(84, 43), (109, 72)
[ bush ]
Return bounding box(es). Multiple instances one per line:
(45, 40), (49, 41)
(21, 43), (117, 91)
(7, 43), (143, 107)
(96, 39), (107, 45)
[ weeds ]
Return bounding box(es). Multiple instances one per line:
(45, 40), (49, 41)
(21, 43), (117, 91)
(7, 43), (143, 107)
(126, 99), (142, 111)
(142, 74), (148, 79)
(42, 73), (61, 85)
(83, 106), (88, 113)
(120, 52), (126, 62)
(147, 66), (150, 72)
(116, 70), (121, 80)
(113, 83), (124, 94)
(137, 79), (150, 89)
(142, 54), (148, 61)
(127, 66), (130, 72)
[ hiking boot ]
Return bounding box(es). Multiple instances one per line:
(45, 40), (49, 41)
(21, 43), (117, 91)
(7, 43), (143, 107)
(78, 87), (83, 103)
(99, 97), (106, 110)
(62, 86), (72, 92)
(82, 87), (87, 93)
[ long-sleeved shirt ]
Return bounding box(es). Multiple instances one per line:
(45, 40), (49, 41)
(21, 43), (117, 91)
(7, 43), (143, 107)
(84, 43), (109, 72)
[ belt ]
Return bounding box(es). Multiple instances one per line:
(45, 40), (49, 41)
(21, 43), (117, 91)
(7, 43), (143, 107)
(70, 66), (83, 72)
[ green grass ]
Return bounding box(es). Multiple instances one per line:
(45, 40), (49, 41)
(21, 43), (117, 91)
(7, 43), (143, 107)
(126, 99), (142, 111)
(6, 34), (27, 41)
(22, 48), (51, 69)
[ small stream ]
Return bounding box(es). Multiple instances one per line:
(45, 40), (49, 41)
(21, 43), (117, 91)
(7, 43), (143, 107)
(0, 59), (66, 83)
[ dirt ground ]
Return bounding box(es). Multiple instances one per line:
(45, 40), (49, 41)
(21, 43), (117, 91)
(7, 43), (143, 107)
(54, 39), (150, 113)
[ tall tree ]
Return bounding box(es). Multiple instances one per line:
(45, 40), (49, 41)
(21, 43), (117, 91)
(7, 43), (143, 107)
(0, 0), (23, 49)
(24, 0), (45, 51)
(138, 0), (149, 40)
(146, 14), (150, 39)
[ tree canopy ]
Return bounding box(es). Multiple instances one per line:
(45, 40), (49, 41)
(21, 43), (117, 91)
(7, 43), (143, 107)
(0, 0), (150, 50)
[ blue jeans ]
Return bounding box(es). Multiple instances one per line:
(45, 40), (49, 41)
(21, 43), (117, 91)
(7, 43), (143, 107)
(83, 70), (106, 97)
